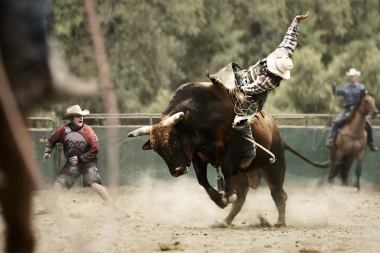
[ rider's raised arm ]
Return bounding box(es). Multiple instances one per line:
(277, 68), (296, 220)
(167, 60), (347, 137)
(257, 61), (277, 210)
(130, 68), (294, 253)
(278, 12), (309, 55)
(335, 86), (347, 96)
(278, 19), (300, 55)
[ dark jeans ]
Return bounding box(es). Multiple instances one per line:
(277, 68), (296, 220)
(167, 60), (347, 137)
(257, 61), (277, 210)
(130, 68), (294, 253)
(240, 123), (256, 158)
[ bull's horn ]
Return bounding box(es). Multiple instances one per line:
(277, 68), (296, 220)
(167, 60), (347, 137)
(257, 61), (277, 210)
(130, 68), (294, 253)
(162, 112), (185, 126)
(127, 126), (152, 137)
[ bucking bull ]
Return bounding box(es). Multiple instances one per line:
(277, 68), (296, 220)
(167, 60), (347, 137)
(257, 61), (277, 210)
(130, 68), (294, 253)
(128, 81), (287, 227)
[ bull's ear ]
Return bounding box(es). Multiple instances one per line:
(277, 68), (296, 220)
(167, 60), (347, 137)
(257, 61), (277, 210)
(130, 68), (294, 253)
(142, 140), (152, 150)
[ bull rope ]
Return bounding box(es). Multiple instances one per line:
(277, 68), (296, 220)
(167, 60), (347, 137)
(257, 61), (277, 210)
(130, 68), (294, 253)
(243, 137), (276, 163)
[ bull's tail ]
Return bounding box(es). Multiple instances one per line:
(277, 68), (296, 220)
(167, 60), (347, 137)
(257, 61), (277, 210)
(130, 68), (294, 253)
(283, 142), (330, 169)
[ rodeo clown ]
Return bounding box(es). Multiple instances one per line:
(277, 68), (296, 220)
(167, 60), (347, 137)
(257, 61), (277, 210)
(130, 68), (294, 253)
(208, 12), (309, 164)
(43, 105), (111, 202)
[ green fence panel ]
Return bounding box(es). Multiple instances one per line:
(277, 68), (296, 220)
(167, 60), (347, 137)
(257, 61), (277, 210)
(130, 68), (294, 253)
(31, 126), (380, 186)
(281, 127), (380, 186)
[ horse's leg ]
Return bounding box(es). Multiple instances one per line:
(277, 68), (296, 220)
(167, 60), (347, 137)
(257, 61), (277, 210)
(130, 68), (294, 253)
(355, 160), (362, 191)
(192, 154), (227, 208)
(0, 165), (34, 253)
(224, 171), (249, 226)
(339, 156), (353, 186)
(328, 161), (340, 184)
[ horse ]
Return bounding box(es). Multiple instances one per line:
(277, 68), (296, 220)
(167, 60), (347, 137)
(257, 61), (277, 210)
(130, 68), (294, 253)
(329, 90), (378, 190)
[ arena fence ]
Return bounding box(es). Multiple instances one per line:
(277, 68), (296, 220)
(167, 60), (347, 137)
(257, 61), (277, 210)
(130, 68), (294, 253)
(30, 114), (380, 187)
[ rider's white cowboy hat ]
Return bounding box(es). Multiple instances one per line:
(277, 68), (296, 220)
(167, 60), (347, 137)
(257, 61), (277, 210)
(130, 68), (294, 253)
(62, 105), (90, 119)
(346, 68), (361, 77)
(266, 48), (293, 80)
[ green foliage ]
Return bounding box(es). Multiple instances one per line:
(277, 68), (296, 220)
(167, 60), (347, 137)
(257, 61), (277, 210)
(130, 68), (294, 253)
(44, 0), (380, 115)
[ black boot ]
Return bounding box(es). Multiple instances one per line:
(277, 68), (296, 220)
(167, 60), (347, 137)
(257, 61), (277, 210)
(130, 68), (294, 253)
(239, 123), (256, 167)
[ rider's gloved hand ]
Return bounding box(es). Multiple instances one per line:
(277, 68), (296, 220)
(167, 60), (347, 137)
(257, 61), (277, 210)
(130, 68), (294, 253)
(69, 156), (78, 166)
(294, 12), (309, 22)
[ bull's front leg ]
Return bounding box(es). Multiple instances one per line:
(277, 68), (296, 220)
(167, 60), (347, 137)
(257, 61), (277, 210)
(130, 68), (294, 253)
(221, 154), (238, 204)
(192, 154), (228, 208)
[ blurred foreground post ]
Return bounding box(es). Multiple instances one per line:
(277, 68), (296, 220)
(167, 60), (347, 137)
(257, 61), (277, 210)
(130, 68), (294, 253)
(84, 0), (120, 190)
(0, 55), (40, 252)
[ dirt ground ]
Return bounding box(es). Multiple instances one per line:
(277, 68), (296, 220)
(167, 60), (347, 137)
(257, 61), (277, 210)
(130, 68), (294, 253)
(1, 177), (380, 253)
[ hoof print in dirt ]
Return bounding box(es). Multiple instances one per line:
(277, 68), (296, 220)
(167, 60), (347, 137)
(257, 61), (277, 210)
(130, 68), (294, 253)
(158, 241), (182, 251)
(257, 215), (272, 228)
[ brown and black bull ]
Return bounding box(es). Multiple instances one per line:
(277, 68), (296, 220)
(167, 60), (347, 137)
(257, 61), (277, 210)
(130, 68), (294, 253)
(128, 82), (287, 226)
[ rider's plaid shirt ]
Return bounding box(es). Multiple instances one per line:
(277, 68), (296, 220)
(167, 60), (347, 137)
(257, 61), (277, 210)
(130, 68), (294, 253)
(278, 19), (300, 54)
(240, 19), (300, 95)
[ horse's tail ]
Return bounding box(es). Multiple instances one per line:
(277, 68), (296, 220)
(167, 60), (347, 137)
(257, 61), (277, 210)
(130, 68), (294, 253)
(283, 142), (330, 169)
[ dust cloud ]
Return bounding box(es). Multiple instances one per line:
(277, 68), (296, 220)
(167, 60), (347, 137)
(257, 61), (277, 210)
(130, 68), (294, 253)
(1, 174), (380, 252)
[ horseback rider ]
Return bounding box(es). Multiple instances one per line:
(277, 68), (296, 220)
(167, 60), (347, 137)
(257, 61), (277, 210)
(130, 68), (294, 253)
(208, 12), (309, 164)
(326, 68), (378, 151)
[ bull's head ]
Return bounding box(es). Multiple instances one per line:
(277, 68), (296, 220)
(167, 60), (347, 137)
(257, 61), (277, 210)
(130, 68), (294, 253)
(128, 112), (191, 177)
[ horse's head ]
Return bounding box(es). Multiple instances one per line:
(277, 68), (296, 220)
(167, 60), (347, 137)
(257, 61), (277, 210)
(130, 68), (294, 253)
(358, 90), (378, 119)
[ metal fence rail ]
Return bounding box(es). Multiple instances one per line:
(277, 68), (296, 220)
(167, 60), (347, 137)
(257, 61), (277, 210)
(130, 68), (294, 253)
(28, 113), (380, 128)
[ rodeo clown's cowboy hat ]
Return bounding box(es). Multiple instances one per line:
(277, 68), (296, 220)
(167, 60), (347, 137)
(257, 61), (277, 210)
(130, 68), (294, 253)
(346, 68), (361, 77)
(62, 105), (90, 119)
(266, 48), (293, 80)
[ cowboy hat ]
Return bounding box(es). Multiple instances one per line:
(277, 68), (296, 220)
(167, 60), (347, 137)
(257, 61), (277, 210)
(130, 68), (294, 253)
(266, 48), (293, 80)
(346, 68), (361, 77)
(62, 105), (90, 119)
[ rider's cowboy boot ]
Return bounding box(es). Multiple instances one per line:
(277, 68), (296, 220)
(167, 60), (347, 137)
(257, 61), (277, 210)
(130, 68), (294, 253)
(365, 121), (377, 151)
(326, 121), (340, 148)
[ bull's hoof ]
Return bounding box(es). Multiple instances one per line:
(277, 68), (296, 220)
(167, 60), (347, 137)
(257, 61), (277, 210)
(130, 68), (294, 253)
(227, 193), (237, 203)
(274, 222), (286, 228)
(208, 188), (229, 208)
(210, 221), (229, 228)
(217, 197), (229, 209)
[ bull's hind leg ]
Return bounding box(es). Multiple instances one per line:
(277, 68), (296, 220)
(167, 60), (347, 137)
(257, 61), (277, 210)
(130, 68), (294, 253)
(262, 154), (287, 227)
(224, 171), (249, 225)
(270, 186), (287, 227)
